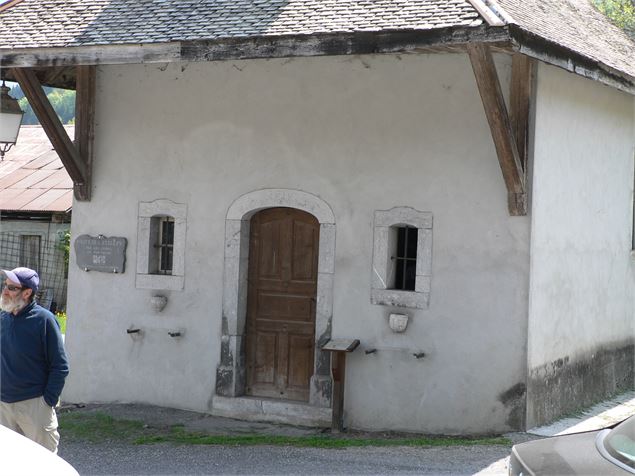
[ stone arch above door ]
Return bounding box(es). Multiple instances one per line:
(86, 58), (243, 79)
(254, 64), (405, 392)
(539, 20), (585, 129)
(215, 189), (336, 411)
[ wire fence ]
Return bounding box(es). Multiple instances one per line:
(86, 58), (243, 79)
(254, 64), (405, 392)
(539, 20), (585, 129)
(0, 231), (68, 312)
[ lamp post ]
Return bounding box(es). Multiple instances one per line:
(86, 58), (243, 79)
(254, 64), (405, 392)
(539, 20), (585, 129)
(0, 80), (24, 161)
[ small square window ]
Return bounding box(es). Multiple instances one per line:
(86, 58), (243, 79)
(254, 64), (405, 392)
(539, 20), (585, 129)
(136, 199), (186, 290)
(371, 207), (432, 309)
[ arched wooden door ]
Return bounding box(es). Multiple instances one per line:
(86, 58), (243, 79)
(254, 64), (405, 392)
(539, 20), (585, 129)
(245, 207), (319, 401)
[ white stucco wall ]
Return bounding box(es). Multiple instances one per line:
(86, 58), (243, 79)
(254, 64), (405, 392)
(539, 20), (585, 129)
(527, 64), (635, 425)
(64, 52), (530, 433)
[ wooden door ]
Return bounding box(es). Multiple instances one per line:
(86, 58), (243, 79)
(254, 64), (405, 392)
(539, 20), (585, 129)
(245, 207), (319, 401)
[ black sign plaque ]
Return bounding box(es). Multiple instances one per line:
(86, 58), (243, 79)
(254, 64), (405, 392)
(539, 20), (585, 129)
(74, 235), (127, 273)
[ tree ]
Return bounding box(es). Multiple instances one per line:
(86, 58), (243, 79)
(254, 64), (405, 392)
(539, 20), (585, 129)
(12, 84), (76, 125)
(594, 0), (635, 38)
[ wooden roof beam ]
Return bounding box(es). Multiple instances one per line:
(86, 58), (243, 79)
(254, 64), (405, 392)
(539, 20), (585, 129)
(12, 67), (92, 201)
(467, 43), (527, 216)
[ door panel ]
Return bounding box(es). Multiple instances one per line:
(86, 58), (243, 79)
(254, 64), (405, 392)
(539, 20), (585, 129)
(253, 332), (277, 385)
(291, 220), (318, 281)
(246, 208), (319, 401)
(288, 334), (314, 389)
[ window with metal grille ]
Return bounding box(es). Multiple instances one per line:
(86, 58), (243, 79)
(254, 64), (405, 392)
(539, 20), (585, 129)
(155, 217), (174, 275)
(371, 207), (432, 309)
(392, 226), (418, 291)
(136, 199), (186, 290)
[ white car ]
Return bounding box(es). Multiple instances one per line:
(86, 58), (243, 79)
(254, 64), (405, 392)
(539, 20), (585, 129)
(0, 424), (79, 476)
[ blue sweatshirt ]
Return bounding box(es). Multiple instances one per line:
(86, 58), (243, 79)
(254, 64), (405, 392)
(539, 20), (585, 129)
(1, 301), (69, 407)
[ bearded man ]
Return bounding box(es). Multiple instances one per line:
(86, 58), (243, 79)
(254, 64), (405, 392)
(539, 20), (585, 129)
(0, 267), (69, 453)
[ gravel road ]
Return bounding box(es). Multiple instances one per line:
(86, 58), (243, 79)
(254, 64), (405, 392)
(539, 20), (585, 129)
(56, 404), (538, 475)
(59, 439), (517, 475)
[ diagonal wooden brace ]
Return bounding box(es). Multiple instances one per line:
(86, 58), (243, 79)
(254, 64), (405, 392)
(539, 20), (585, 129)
(467, 44), (528, 216)
(12, 67), (94, 201)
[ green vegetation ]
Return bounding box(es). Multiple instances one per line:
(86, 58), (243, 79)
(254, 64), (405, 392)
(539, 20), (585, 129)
(57, 229), (71, 273)
(11, 84), (76, 125)
(55, 312), (67, 334)
(594, 0), (635, 37)
(136, 431), (511, 448)
(58, 412), (511, 448)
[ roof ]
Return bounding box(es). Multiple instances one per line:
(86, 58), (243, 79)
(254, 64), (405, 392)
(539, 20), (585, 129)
(0, 125), (73, 213)
(0, 0), (633, 93)
(499, 0), (635, 88)
(0, 0), (484, 47)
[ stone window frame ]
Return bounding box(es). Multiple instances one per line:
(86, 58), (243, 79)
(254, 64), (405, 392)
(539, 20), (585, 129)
(371, 207), (433, 309)
(215, 189), (336, 410)
(136, 199), (187, 291)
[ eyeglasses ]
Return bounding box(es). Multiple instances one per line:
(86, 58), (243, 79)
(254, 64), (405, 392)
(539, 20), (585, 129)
(2, 284), (23, 292)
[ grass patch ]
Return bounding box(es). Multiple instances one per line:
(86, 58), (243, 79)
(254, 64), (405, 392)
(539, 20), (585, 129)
(59, 412), (511, 448)
(55, 312), (67, 334)
(59, 412), (150, 443)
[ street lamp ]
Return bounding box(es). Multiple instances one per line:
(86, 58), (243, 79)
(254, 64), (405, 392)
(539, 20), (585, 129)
(0, 80), (24, 161)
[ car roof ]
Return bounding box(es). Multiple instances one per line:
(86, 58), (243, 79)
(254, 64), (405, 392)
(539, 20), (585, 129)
(0, 424), (79, 476)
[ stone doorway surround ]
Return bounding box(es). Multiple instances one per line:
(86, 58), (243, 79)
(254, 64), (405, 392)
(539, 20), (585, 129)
(213, 189), (336, 426)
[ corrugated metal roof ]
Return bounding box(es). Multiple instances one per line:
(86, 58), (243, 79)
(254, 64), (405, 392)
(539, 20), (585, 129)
(0, 125), (73, 212)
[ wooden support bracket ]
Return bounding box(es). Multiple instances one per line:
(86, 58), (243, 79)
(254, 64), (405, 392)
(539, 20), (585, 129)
(467, 44), (529, 216)
(12, 67), (93, 201)
(510, 54), (535, 177)
(74, 65), (96, 201)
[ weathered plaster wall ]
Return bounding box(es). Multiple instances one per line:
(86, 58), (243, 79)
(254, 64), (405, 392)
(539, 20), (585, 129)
(527, 64), (635, 428)
(64, 52), (530, 433)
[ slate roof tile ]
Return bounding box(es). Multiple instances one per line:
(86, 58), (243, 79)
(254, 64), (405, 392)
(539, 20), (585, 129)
(499, 0), (635, 79)
(0, 0), (482, 49)
(0, 0), (633, 86)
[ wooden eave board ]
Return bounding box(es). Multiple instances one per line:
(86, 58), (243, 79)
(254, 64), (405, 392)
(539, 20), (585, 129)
(0, 27), (511, 69)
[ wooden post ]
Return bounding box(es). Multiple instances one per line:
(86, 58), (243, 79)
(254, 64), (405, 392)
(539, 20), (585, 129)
(74, 65), (96, 201)
(331, 351), (346, 432)
(321, 338), (360, 432)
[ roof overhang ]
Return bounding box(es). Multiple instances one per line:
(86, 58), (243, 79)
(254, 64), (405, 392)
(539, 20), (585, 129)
(508, 25), (635, 95)
(1, 23), (633, 95)
(0, 25), (509, 88)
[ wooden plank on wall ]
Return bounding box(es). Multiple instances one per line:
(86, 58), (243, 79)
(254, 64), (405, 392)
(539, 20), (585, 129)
(467, 43), (526, 216)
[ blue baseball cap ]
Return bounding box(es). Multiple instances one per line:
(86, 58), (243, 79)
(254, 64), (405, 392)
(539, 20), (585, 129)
(2, 267), (40, 292)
